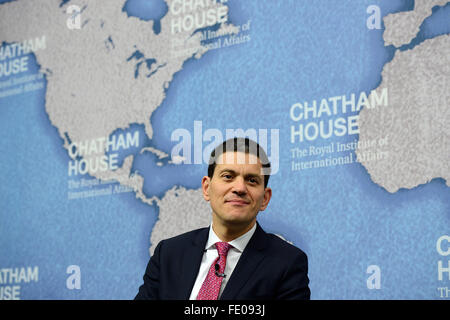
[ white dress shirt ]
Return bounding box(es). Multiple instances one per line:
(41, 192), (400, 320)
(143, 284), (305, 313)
(189, 223), (257, 300)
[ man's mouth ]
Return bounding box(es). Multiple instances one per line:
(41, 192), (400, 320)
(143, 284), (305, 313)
(225, 199), (250, 206)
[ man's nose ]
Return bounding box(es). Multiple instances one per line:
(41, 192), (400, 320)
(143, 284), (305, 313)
(232, 177), (247, 195)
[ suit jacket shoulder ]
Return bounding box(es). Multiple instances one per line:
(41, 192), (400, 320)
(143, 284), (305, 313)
(264, 231), (308, 261)
(135, 226), (209, 300)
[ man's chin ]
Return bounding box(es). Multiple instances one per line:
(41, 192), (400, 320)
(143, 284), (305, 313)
(220, 212), (257, 227)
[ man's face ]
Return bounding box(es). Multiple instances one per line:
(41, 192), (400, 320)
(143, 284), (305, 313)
(202, 151), (272, 229)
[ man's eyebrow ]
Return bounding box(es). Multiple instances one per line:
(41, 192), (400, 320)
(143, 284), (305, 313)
(218, 169), (237, 175)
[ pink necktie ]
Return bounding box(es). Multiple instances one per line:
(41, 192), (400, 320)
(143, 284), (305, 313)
(196, 242), (232, 300)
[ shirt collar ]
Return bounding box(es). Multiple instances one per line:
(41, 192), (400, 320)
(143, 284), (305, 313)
(205, 222), (257, 253)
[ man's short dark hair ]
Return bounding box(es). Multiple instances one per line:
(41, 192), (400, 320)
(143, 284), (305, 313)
(207, 137), (271, 188)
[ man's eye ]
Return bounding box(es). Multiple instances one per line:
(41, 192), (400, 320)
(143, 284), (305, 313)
(223, 174), (232, 179)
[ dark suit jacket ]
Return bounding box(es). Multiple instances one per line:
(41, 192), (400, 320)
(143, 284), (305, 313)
(135, 223), (310, 300)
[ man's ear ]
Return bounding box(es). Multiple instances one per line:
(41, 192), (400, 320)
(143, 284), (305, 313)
(260, 187), (272, 211)
(201, 176), (211, 201)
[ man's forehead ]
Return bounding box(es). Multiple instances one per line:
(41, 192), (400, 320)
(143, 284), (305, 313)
(215, 151), (262, 167)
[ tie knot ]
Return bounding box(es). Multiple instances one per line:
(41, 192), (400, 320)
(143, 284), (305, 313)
(215, 242), (232, 257)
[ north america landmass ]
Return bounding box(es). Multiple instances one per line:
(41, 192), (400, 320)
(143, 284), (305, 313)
(0, 0), (448, 256)
(0, 0), (239, 254)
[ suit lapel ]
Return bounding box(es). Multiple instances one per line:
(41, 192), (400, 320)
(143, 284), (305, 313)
(178, 227), (209, 299)
(220, 223), (269, 300)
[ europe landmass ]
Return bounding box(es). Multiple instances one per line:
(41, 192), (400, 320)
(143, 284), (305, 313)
(356, 1), (450, 193)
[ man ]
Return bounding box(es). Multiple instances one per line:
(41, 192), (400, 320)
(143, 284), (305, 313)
(135, 137), (310, 300)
